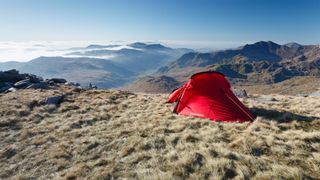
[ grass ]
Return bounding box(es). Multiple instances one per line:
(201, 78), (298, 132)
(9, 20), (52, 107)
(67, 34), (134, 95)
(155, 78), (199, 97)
(238, 76), (320, 95)
(0, 85), (320, 179)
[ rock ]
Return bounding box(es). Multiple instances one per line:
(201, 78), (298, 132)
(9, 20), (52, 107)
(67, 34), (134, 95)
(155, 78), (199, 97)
(7, 87), (17, 93)
(26, 82), (48, 89)
(70, 122), (81, 129)
(47, 78), (67, 84)
(0, 69), (25, 83)
(45, 95), (64, 105)
(88, 83), (98, 89)
(26, 74), (43, 83)
(1, 148), (16, 159)
(297, 93), (309, 97)
(47, 80), (55, 86)
(92, 85), (97, 89)
(309, 91), (320, 97)
(65, 82), (80, 87)
(14, 79), (31, 89)
(0, 82), (12, 93)
(233, 89), (248, 98)
(258, 95), (277, 102)
(251, 148), (263, 156)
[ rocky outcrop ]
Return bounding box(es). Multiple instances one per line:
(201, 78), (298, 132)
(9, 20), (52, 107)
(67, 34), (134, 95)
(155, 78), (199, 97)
(45, 95), (64, 105)
(0, 82), (12, 93)
(0, 69), (79, 93)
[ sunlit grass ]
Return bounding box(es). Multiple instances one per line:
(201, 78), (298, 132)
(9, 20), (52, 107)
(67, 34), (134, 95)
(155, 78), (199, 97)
(0, 86), (319, 179)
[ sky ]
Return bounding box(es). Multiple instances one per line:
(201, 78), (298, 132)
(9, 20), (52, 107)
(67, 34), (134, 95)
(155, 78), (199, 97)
(0, 0), (319, 61)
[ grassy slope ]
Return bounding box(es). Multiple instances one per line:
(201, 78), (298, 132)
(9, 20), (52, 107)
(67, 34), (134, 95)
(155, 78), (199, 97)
(0, 86), (320, 179)
(238, 76), (320, 95)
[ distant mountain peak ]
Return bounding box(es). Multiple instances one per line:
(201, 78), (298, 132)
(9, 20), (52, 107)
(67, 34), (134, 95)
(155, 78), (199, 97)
(86, 44), (120, 49)
(128, 42), (147, 48)
(252, 41), (280, 47)
(284, 42), (302, 49)
(128, 42), (170, 50)
(239, 41), (281, 52)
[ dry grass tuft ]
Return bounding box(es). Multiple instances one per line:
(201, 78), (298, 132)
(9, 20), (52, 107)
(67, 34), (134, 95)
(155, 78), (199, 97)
(0, 85), (320, 179)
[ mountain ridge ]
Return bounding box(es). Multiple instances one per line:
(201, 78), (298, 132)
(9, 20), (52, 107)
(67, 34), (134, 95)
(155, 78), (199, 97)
(0, 42), (194, 88)
(157, 41), (320, 82)
(128, 41), (320, 93)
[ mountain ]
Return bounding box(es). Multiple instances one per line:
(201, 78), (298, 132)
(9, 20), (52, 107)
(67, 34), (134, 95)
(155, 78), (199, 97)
(67, 44), (121, 51)
(128, 42), (171, 51)
(157, 41), (320, 84)
(159, 41), (283, 71)
(0, 57), (135, 88)
(284, 42), (302, 49)
(0, 42), (193, 88)
(66, 42), (194, 73)
(85, 44), (121, 49)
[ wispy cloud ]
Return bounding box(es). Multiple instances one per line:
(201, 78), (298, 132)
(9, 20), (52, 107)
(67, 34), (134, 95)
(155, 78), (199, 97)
(0, 41), (112, 62)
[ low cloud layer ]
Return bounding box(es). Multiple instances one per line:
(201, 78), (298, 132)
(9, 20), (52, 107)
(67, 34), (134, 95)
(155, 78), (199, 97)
(0, 41), (106, 62)
(0, 40), (244, 62)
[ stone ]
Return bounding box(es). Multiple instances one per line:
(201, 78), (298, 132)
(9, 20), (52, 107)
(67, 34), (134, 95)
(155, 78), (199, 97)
(233, 89), (248, 98)
(0, 82), (12, 93)
(0, 69), (25, 83)
(14, 79), (31, 89)
(47, 78), (67, 84)
(45, 95), (64, 105)
(26, 74), (43, 83)
(7, 87), (17, 93)
(26, 82), (48, 89)
(65, 82), (80, 87)
(88, 83), (98, 89)
(47, 80), (55, 86)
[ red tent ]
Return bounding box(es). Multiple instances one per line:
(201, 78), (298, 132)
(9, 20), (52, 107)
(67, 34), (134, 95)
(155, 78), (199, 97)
(167, 71), (255, 122)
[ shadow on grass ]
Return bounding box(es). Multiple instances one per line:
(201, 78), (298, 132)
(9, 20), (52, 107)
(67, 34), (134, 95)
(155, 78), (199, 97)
(250, 107), (318, 123)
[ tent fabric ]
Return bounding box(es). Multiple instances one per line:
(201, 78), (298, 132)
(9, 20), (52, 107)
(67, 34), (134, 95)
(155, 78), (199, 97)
(167, 87), (183, 103)
(167, 71), (255, 122)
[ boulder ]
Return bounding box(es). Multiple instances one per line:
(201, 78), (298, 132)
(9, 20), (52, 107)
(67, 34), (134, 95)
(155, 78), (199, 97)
(65, 82), (80, 87)
(46, 78), (67, 84)
(26, 82), (48, 89)
(26, 74), (43, 83)
(0, 69), (25, 83)
(7, 87), (17, 93)
(45, 95), (64, 105)
(88, 83), (98, 89)
(14, 79), (31, 89)
(0, 82), (12, 93)
(47, 80), (55, 86)
(233, 89), (248, 98)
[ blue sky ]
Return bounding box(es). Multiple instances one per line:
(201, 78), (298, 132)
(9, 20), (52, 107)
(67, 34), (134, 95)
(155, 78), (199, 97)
(0, 0), (319, 46)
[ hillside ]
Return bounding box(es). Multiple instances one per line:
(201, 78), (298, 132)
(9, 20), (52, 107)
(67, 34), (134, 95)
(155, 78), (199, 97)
(66, 42), (193, 73)
(124, 75), (180, 93)
(1, 86), (320, 179)
(0, 42), (193, 88)
(0, 57), (136, 88)
(237, 76), (320, 95)
(126, 74), (320, 95)
(157, 41), (320, 84)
